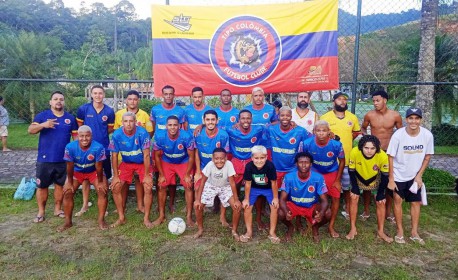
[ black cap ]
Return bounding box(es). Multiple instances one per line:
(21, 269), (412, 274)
(333, 92), (349, 101)
(405, 107), (423, 118)
(371, 90), (389, 100)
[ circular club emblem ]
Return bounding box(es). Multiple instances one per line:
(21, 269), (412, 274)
(262, 113), (269, 119)
(87, 154), (95, 161)
(327, 151), (334, 158)
(230, 116), (236, 123)
(308, 186), (315, 193)
(250, 137), (257, 144)
(135, 138), (139, 145)
(347, 121), (353, 126)
(209, 15), (282, 87)
(289, 137), (296, 144)
(64, 118), (71, 124)
(307, 119), (313, 125)
(102, 115), (108, 122)
(216, 141), (221, 148)
(373, 165), (379, 171)
(177, 144), (184, 150)
(137, 121), (142, 126)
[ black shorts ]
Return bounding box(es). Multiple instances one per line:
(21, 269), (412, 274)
(36, 162), (67, 188)
(393, 179), (421, 203)
(102, 153), (112, 179)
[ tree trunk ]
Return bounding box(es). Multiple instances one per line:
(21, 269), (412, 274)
(415, 0), (438, 130)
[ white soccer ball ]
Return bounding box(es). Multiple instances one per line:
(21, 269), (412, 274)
(168, 217), (186, 235)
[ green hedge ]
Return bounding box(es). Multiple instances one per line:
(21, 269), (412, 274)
(423, 167), (456, 193)
(432, 124), (458, 146)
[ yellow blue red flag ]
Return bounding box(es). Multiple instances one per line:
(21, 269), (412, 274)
(152, 0), (339, 96)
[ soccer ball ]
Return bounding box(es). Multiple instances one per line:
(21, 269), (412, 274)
(168, 217), (186, 235)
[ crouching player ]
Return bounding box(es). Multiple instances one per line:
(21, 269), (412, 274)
(194, 148), (242, 240)
(241, 145), (280, 244)
(279, 152), (330, 243)
(346, 135), (392, 242)
(58, 125), (108, 232)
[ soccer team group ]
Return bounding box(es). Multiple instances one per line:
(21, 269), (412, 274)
(28, 85), (434, 244)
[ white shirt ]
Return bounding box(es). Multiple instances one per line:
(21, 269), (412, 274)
(387, 127), (434, 182)
(202, 160), (236, 186)
(291, 108), (317, 134)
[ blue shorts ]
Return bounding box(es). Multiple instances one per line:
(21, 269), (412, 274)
(249, 188), (273, 206)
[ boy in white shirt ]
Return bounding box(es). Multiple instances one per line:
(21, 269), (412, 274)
(193, 148), (242, 240)
(387, 108), (434, 245)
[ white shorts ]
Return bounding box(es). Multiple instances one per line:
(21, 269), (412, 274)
(201, 182), (233, 208)
(0, 126), (8, 137)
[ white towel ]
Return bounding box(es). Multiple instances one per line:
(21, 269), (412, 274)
(409, 181), (427, 205)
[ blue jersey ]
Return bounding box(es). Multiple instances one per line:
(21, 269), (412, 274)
(266, 124), (312, 172)
(109, 126), (151, 164)
(150, 104), (185, 132)
(303, 136), (345, 174)
(76, 103), (115, 148)
(32, 110), (78, 163)
(152, 129), (195, 164)
(64, 140), (106, 173)
(280, 171), (327, 208)
(184, 104), (212, 131)
(244, 104), (276, 126)
(226, 126), (265, 160)
(214, 106), (239, 130)
(195, 128), (229, 169)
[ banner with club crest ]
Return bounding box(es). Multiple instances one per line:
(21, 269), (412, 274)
(151, 0), (338, 96)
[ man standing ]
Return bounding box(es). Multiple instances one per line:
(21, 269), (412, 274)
(153, 116), (195, 227)
(114, 90), (153, 213)
(361, 90), (403, 221)
(244, 87), (276, 126)
(291, 92), (319, 134)
(320, 92), (361, 219)
(184, 86), (212, 131)
(59, 125), (108, 232)
(28, 91), (78, 223)
(109, 112), (153, 228)
(214, 89), (240, 130)
(387, 108), (434, 245)
(0, 96), (12, 151)
(76, 85), (115, 217)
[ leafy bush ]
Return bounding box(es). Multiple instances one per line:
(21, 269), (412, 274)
(138, 98), (162, 113)
(423, 167), (455, 192)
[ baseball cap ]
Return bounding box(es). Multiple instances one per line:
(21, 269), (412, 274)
(333, 92), (349, 101)
(405, 107), (423, 118)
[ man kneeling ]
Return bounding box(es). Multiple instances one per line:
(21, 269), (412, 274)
(279, 152), (330, 243)
(194, 148), (242, 240)
(59, 125), (108, 232)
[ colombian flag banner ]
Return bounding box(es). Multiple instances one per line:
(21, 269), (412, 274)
(152, 0), (338, 96)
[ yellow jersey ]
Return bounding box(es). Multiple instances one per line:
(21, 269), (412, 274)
(348, 147), (388, 189)
(114, 108), (153, 133)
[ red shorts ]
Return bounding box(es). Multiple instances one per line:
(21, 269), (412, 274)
(322, 171), (340, 198)
(231, 157), (251, 184)
(74, 171), (98, 184)
(118, 162), (149, 183)
(276, 171), (287, 189)
(287, 201), (316, 225)
(160, 161), (192, 188)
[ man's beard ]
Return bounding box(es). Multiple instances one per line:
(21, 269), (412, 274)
(297, 101), (309, 109)
(334, 104), (348, 112)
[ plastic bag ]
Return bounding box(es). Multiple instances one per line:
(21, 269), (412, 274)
(13, 177), (37, 200)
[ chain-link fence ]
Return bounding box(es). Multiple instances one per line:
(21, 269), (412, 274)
(0, 0), (457, 191)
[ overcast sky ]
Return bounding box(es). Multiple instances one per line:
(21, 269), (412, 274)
(44, 0), (422, 19)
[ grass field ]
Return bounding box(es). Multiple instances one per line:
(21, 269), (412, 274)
(0, 189), (457, 279)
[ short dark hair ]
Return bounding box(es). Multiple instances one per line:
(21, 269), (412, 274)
(213, 147), (227, 155)
(272, 99), (282, 109)
(126, 90), (140, 98)
(220, 89), (231, 94)
(358, 135), (381, 154)
(166, 115), (179, 123)
(203, 109), (218, 119)
(239, 109), (252, 118)
(91, 85), (104, 92)
(192, 87), (203, 94)
(51, 91), (64, 99)
(295, 151), (313, 163)
(162, 85), (175, 93)
(0, 96), (3, 102)
(371, 90), (389, 100)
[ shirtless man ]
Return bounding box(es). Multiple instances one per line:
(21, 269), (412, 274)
(361, 90), (402, 222)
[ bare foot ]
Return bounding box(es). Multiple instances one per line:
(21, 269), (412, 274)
(346, 229), (358, 240)
(257, 222), (268, 232)
(193, 229), (203, 239)
(168, 204), (176, 214)
(186, 219), (196, 228)
(99, 221), (109, 230)
(144, 219), (154, 228)
(220, 219), (230, 228)
(136, 207), (145, 214)
(110, 219), (126, 228)
(285, 227), (294, 242)
(329, 228), (340, 238)
(151, 216), (166, 227)
(312, 234), (320, 243)
(377, 231), (394, 243)
(57, 223), (73, 232)
(232, 231), (240, 242)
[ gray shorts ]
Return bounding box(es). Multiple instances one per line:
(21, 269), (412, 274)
(341, 166), (350, 191)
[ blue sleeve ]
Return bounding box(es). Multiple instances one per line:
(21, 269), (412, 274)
(108, 108), (115, 125)
(33, 111), (45, 124)
(317, 176), (327, 195)
(70, 115), (78, 131)
(76, 105), (85, 122)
